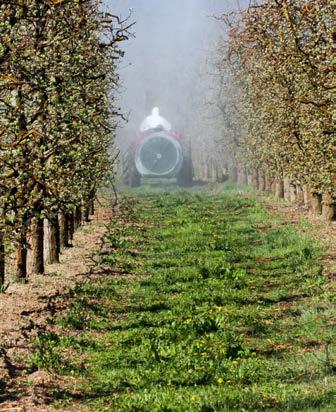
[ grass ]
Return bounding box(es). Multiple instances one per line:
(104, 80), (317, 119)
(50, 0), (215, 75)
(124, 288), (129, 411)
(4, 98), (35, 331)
(31, 183), (336, 411)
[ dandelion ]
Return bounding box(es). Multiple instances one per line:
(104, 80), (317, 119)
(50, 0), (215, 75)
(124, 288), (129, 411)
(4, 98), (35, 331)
(217, 377), (224, 384)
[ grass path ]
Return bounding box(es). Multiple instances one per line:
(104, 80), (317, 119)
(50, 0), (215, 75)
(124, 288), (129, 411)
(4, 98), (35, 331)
(33, 185), (335, 411)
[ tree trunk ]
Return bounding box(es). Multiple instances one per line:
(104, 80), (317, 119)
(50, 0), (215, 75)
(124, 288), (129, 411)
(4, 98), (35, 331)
(289, 182), (297, 203)
(207, 163), (211, 181)
(82, 201), (90, 223)
(75, 205), (82, 229)
(30, 217), (44, 274)
(60, 212), (70, 248)
(89, 197), (95, 216)
(247, 170), (253, 186)
(231, 166), (238, 183)
(310, 191), (322, 215)
(303, 185), (310, 208)
(237, 168), (242, 184)
(265, 175), (273, 192)
(46, 215), (60, 264)
(244, 168), (248, 184)
(14, 216), (29, 281)
(203, 163), (208, 181)
(275, 179), (284, 199)
(15, 243), (27, 281)
(296, 185), (304, 205)
(68, 211), (75, 242)
(212, 164), (217, 182)
(251, 168), (259, 188)
(237, 167), (247, 184)
(322, 192), (335, 221)
(258, 171), (266, 191)
(271, 179), (276, 194)
(283, 177), (291, 201)
(0, 232), (4, 288)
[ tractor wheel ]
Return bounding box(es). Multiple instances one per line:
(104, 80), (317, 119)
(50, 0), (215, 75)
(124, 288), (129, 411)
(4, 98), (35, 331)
(176, 151), (193, 187)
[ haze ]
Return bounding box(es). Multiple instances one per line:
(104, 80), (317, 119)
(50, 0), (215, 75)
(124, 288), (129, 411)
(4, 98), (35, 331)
(103, 0), (249, 148)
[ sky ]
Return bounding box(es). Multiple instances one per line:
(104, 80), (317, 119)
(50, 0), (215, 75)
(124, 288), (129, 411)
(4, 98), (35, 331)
(103, 0), (249, 138)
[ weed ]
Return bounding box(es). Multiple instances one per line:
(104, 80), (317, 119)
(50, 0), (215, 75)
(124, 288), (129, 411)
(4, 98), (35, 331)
(31, 184), (335, 411)
(30, 333), (72, 373)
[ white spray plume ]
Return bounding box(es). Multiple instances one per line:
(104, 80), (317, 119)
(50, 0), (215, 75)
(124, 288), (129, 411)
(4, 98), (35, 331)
(140, 107), (172, 132)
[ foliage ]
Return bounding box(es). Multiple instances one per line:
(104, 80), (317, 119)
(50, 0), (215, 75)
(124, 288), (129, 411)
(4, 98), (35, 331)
(0, 0), (127, 251)
(213, 0), (335, 194)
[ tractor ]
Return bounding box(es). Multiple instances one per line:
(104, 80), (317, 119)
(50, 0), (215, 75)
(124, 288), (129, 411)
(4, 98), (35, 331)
(123, 107), (193, 187)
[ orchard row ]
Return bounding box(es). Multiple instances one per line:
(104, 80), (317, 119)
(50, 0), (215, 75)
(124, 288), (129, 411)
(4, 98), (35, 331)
(0, 0), (127, 285)
(213, 0), (335, 219)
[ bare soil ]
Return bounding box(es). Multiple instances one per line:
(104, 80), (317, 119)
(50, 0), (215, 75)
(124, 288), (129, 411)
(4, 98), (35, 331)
(0, 199), (113, 412)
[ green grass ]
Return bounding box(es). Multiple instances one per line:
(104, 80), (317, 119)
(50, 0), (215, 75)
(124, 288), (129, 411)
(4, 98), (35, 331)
(31, 183), (336, 411)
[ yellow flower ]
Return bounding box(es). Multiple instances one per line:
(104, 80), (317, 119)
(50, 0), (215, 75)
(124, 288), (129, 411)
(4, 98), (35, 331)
(217, 377), (224, 384)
